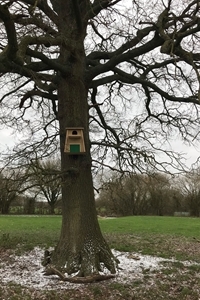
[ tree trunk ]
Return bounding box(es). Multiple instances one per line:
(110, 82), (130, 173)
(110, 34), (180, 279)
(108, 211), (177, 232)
(1, 201), (10, 214)
(51, 1), (116, 276)
(24, 197), (35, 214)
(52, 72), (116, 277)
(48, 203), (55, 215)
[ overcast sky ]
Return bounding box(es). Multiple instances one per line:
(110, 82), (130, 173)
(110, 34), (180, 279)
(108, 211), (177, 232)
(170, 139), (200, 169)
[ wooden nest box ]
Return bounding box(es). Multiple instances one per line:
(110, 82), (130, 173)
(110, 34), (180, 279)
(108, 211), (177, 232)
(64, 127), (86, 154)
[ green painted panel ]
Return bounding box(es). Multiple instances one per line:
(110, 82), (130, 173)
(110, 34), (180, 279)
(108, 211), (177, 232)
(70, 144), (80, 153)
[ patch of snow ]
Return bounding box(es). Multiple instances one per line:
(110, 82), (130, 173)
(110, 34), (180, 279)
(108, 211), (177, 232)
(0, 247), (199, 290)
(113, 250), (168, 277)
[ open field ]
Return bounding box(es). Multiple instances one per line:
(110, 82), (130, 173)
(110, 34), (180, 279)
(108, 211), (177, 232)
(0, 215), (200, 299)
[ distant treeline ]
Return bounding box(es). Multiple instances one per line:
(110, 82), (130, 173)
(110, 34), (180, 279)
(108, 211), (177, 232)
(6, 198), (62, 215)
(96, 172), (200, 217)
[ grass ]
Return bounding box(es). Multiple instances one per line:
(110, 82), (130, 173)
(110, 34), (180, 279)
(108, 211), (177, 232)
(0, 215), (62, 251)
(1, 215), (200, 299)
(0, 215), (200, 255)
(1, 214), (200, 237)
(99, 215), (200, 238)
(0, 215), (62, 232)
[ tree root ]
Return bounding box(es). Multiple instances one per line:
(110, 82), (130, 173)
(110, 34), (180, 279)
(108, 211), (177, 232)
(44, 265), (115, 283)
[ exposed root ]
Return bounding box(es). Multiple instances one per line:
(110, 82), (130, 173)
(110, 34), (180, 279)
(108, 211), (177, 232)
(44, 265), (115, 283)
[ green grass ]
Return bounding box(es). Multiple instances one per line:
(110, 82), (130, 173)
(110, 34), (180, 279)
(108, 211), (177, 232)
(1, 214), (200, 237)
(0, 215), (62, 250)
(0, 215), (200, 258)
(99, 216), (200, 238)
(0, 215), (200, 250)
(1, 215), (200, 299)
(99, 216), (200, 258)
(0, 215), (62, 232)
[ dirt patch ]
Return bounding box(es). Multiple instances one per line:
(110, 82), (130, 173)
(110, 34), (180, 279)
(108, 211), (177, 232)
(0, 247), (178, 289)
(0, 246), (200, 299)
(1, 236), (200, 299)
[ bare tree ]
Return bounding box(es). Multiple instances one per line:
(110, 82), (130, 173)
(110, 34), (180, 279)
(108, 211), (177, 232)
(0, 0), (199, 278)
(0, 169), (21, 214)
(180, 169), (200, 216)
(28, 158), (61, 214)
(97, 173), (151, 216)
(97, 172), (177, 216)
(147, 172), (171, 215)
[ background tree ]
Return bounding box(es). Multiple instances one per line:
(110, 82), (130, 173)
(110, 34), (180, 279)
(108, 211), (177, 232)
(97, 173), (151, 216)
(0, 0), (199, 278)
(0, 169), (21, 214)
(147, 173), (171, 216)
(180, 169), (200, 216)
(23, 196), (36, 214)
(97, 172), (179, 216)
(28, 158), (61, 214)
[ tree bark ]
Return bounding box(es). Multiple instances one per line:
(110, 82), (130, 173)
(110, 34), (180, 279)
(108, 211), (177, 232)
(49, 204), (55, 215)
(51, 0), (116, 276)
(1, 201), (10, 214)
(52, 66), (116, 277)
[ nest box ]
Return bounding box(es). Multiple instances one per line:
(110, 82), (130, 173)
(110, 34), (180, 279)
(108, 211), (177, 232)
(64, 127), (86, 154)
